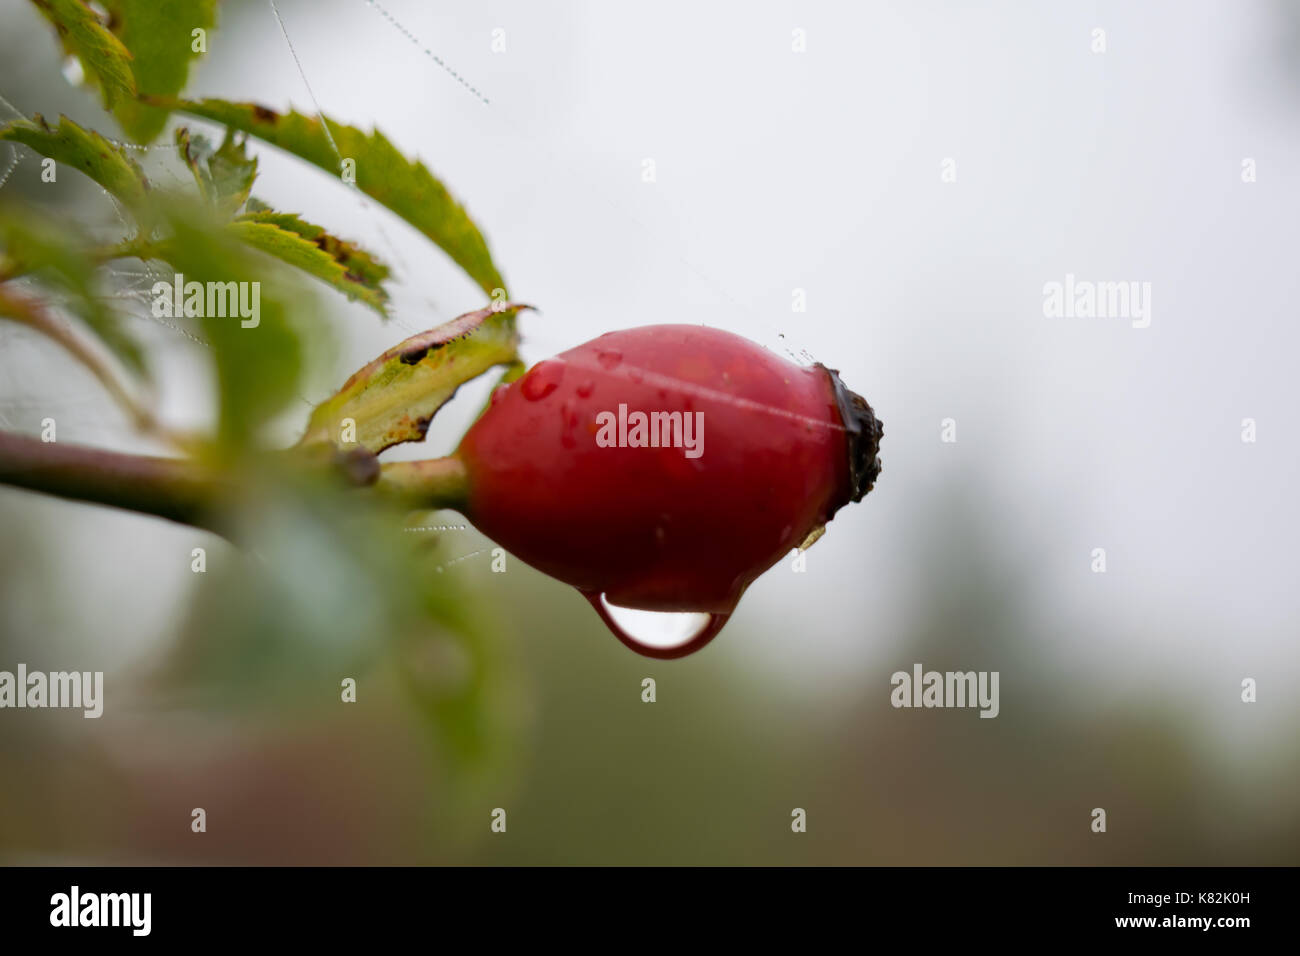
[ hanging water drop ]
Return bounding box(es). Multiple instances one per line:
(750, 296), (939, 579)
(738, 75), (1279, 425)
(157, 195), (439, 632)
(581, 591), (730, 659)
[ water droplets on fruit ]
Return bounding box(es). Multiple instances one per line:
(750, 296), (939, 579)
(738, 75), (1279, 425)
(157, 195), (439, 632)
(521, 360), (564, 401)
(596, 348), (622, 370)
(576, 379), (595, 398)
(559, 400), (578, 449)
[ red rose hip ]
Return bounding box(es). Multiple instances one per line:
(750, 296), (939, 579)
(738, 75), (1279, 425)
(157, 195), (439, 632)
(450, 324), (882, 658)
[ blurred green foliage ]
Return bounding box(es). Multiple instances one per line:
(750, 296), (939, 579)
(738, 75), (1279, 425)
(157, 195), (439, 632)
(0, 0), (523, 843)
(0, 201), (146, 375)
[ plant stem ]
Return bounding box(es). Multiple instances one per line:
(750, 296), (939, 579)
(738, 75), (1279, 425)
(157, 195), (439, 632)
(0, 431), (466, 532)
(0, 431), (228, 532)
(376, 457), (468, 512)
(0, 237), (161, 283)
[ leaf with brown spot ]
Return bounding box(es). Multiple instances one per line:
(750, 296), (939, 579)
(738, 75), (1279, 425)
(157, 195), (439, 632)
(228, 209), (390, 315)
(299, 305), (528, 453)
(239, 207), (389, 289)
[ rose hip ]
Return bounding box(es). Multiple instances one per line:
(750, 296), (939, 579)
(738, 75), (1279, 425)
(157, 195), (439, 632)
(453, 325), (882, 658)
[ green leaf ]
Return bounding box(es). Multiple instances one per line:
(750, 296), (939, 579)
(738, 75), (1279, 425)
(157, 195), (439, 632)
(0, 114), (148, 209)
(228, 215), (389, 316)
(177, 127), (256, 214)
(104, 0), (218, 143)
(239, 207), (390, 291)
(300, 305), (526, 453)
(156, 98), (507, 296)
(29, 0), (136, 109)
(0, 202), (146, 376)
(157, 475), (516, 771)
(147, 198), (312, 452)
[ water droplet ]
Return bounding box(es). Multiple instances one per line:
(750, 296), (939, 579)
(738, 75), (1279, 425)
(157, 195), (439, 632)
(61, 56), (86, 87)
(628, 367), (644, 384)
(559, 400), (578, 448)
(489, 384), (507, 406)
(580, 591), (730, 659)
(596, 348), (622, 370)
(521, 360), (564, 401)
(576, 379), (594, 398)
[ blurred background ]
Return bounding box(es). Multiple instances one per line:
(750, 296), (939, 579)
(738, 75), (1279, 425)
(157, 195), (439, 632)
(1, 0), (1297, 864)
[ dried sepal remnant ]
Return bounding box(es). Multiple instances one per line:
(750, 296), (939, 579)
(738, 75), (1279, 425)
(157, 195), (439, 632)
(299, 305), (528, 454)
(823, 364), (883, 502)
